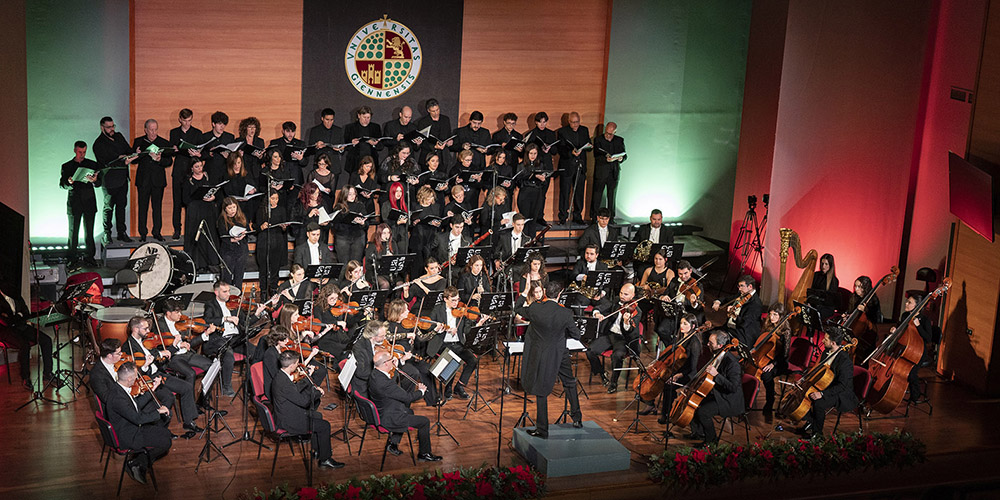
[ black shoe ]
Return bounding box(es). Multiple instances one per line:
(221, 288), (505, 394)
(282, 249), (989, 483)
(153, 234), (165, 242)
(184, 423), (204, 433)
(119, 235), (133, 243)
(139, 236), (147, 242)
(171, 232), (180, 240)
(417, 453), (443, 462)
(762, 409), (773, 423)
(385, 443), (402, 456)
(607, 384), (617, 394)
(527, 428), (548, 439)
(318, 458), (346, 469)
(324, 403), (339, 411)
(558, 218), (568, 226)
(638, 404), (656, 416)
(221, 386), (236, 397)
(573, 218), (586, 225)
(657, 415), (668, 425)
(127, 461), (147, 484)
(572, 421), (583, 428)
(181, 430), (197, 439)
(44, 376), (65, 389)
(599, 373), (609, 386)
(454, 386), (470, 400)
(443, 390), (453, 401)
(684, 432), (704, 440)
(170, 432), (180, 440)
(22, 379), (33, 391)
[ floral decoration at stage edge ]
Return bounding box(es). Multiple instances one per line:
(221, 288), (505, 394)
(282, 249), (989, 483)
(648, 430), (926, 488)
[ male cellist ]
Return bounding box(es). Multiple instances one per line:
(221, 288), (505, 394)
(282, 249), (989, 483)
(687, 330), (742, 447)
(794, 327), (857, 438)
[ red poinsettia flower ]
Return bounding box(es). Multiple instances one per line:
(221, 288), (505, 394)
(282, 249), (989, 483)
(475, 479), (494, 496)
(297, 487), (318, 500)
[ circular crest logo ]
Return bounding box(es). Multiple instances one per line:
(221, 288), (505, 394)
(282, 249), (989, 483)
(345, 16), (422, 100)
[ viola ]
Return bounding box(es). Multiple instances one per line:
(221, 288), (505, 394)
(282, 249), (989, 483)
(779, 339), (857, 421)
(451, 302), (488, 322)
(669, 339), (739, 427)
(226, 294), (256, 312)
(676, 277), (705, 306)
(632, 321), (712, 402)
(141, 330), (176, 350)
(864, 278), (950, 415)
(292, 316), (340, 334)
(130, 374), (158, 397)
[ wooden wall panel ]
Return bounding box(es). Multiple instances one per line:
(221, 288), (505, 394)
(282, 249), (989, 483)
(131, 0), (303, 236)
(458, 0), (611, 220)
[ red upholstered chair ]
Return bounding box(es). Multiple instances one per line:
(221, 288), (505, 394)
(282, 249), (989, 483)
(66, 271), (114, 306)
(778, 336), (815, 402)
(251, 394), (312, 483)
(352, 389), (415, 471)
(94, 411), (158, 496)
(831, 365), (871, 434)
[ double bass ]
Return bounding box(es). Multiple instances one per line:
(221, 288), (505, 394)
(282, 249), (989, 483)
(633, 321), (712, 402)
(779, 338), (857, 421)
(669, 339), (739, 427)
(840, 267), (898, 357)
(864, 278), (950, 415)
(742, 307), (799, 379)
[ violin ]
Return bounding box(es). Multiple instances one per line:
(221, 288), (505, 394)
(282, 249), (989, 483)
(282, 342), (333, 359)
(291, 316), (335, 334)
(226, 294), (256, 312)
(726, 293), (751, 320)
(115, 352), (146, 369)
(329, 300), (362, 316)
(400, 312), (447, 331)
(669, 339), (739, 427)
(741, 307), (799, 379)
(864, 278), (950, 415)
(130, 374), (159, 397)
(142, 330), (176, 350)
(779, 339), (857, 421)
(632, 321), (713, 402)
(676, 277), (704, 306)
(451, 302), (489, 322)
(174, 315), (210, 334)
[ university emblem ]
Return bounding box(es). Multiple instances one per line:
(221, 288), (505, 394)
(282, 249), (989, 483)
(345, 15), (422, 99)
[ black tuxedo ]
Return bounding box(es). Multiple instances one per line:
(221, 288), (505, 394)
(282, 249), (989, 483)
(515, 298), (582, 433)
(806, 349), (859, 433)
(271, 370), (333, 461)
(633, 223), (674, 245)
(200, 298), (239, 390)
(692, 351), (744, 443)
(105, 382), (172, 460)
(577, 223), (620, 254)
(123, 336), (197, 426)
(93, 130), (132, 238)
(350, 337), (374, 397)
(89, 361), (118, 403)
(494, 229), (528, 265)
(155, 317), (211, 385)
(131, 135), (172, 238)
(424, 303), (478, 389)
(368, 369), (432, 454)
(430, 231), (472, 266)
(61, 157), (102, 259)
(591, 134), (626, 219)
(292, 241), (336, 269)
(571, 259), (608, 280)
(168, 125), (203, 234)
(586, 297), (643, 387)
(727, 291), (762, 348)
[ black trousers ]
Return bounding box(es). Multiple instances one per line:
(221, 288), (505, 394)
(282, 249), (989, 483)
(126, 425), (173, 462)
(586, 333), (640, 384)
(171, 174), (186, 235)
(399, 360), (438, 406)
(2, 323), (53, 381)
(334, 233), (365, 264)
(760, 358), (790, 410)
(102, 184), (129, 237)
(441, 342), (477, 388)
(535, 353), (582, 434)
(309, 415), (333, 461)
(517, 184), (544, 238)
(68, 210), (97, 260)
(166, 351), (211, 388)
(256, 241), (286, 299)
(591, 169), (618, 219)
(202, 343), (236, 390)
(151, 370), (198, 426)
(389, 413), (432, 455)
(691, 394), (723, 443)
(557, 160), (586, 221)
(220, 245), (247, 290)
(136, 183), (164, 237)
(804, 394), (838, 434)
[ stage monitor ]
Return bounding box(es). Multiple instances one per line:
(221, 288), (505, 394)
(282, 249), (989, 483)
(949, 152), (995, 242)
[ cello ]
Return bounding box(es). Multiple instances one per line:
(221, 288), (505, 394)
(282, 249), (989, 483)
(864, 278), (950, 414)
(669, 339), (739, 427)
(779, 338), (857, 421)
(633, 321), (712, 403)
(742, 307), (799, 379)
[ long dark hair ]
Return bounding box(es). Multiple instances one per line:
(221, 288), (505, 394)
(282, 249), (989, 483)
(847, 275), (873, 309)
(819, 253), (837, 290)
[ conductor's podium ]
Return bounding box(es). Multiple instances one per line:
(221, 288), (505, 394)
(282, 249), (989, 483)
(512, 421), (630, 477)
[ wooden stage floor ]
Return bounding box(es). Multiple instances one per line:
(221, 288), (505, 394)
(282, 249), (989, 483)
(3, 331), (1000, 499)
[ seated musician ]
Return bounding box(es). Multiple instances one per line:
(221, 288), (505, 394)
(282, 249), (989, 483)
(430, 215), (472, 268)
(847, 275), (882, 360)
(379, 305), (440, 407)
(515, 280), (584, 437)
(369, 349), (443, 462)
(795, 327), (858, 438)
(421, 286), (487, 400)
(577, 207), (620, 255)
(494, 213), (527, 273)
(311, 284), (352, 362)
(338, 260), (370, 298)
(256, 264), (317, 316)
(650, 314), (703, 427)
(202, 280), (240, 397)
(808, 253), (841, 320)
(632, 209), (674, 278)
(292, 222), (336, 269)
(157, 298), (212, 390)
(89, 338), (126, 403)
(276, 304), (329, 383)
(124, 316), (201, 437)
(759, 303), (792, 420)
(261, 326), (322, 401)
(271, 350), (345, 469)
(654, 259), (702, 347)
(517, 251), (549, 295)
(899, 291), (932, 403)
(711, 275), (762, 347)
(0, 285), (56, 390)
(687, 330), (743, 447)
(402, 258), (447, 305)
(587, 283), (643, 394)
(457, 255), (492, 305)
(350, 320), (385, 397)
(107, 361), (173, 484)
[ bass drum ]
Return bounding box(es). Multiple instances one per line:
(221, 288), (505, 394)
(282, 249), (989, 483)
(127, 242), (196, 300)
(90, 307), (146, 345)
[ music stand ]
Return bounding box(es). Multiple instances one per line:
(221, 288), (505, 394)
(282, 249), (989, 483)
(585, 269), (625, 295)
(422, 290), (446, 308)
(195, 358), (232, 471)
(455, 245), (492, 269)
(153, 293), (193, 314)
(126, 254), (157, 300)
(293, 299), (314, 318)
(305, 263), (342, 284)
(379, 253), (416, 278)
(350, 289), (388, 311)
(614, 341), (661, 443)
(647, 243), (684, 264)
(428, 348), (462, 445)
(462, 321), (500, 418)
(555, 338), (589, 423)
(598, 240), (638, 264)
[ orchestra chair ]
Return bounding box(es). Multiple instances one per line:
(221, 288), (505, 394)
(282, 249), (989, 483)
(251, 394), (312, 483)
(352, 389), (416, 471)
(831, 366), (870, 434)
(778, 336), (815, 402)
(0, 329), (13, 384)
(94, 395), (107, 461)
(94, 411), (158, 496)
(715, 374), (759, 444)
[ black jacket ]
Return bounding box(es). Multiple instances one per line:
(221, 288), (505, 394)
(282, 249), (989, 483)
(368, 369), (423, 431)
(132, 135), (173, 188)
(821, 349), (859, 412)
(292, 241), (336, 268)
(89, 361), (118, 404)
(105, 382), (163, 449)
(731, 292), (762, 348)
(633, 223), (674, 244)
(92, 131), (133, 189)
(578, 224), (620, 254)
(350, 337), (374, 397)
(593, 134), (627, 178)
(515, 299), (580, 396)
(60, 157), (102, 214)
(424, 303), (470, 356)
(270, 370), (322, 435)
(709, 351), (745, 417)
(430, 231), (472, 265)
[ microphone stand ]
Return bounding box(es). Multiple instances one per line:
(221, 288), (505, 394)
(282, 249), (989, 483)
(614, 340), (661, 443)
(197, 220), (231, 280)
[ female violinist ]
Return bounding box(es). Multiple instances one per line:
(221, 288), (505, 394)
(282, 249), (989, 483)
(260, 326), (321, 401)
(458, 255), (492, 305)
(276, 310), (329, 388)
(759, 303), (793, 419)
(311, 284), (352, 362)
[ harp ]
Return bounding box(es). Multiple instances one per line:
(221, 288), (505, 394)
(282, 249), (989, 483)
(778, 228), (818, 310)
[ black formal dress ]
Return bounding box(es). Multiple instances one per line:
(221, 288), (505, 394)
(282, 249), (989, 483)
(516, 159), (549, 238)
(182, 173), (220, 270)
(255, 202), (288, 298)
(60, 156), (102, 260)
(200, 131), (237, 186)
(556, 125), (590, 223)
(156, 317), (212, 387)
(93, 130), (133, 239)
(131, 134), (173, 238)
(217, 217), (249, 289)
(415, 114), (453, 167)
(429, 231), (472, 271)
(271, 370), (333, 461)
(332, 200), (369, 264)
(169, 125), (203, 236)
(591, 134), (627, 219)
(515, 298), (583, 434)
(343, 121), (383, 175)
(380, 200), (410, 254)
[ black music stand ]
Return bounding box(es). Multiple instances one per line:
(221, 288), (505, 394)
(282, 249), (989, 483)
(429, 348), (461, 445)
(454, 245), (492, 269)
(350, 289), (389, 312)
(614, 341), (661, 443)
(510, 338), (534, 429)
(462, 321), (500, 418)
(555, 338), (590, 423)
(648, 243), (684, 264)
(598, 240), (638, 265)
(305, 263), (342, 284)
(293, 299), (314, 318)
(585, 269), (625, 294)
(379, 253), (416, 281)
(195, 357), (232, 471)
(126, 254), (157, 300)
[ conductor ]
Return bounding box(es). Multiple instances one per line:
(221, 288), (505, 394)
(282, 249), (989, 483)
(515, 280), (583, 438)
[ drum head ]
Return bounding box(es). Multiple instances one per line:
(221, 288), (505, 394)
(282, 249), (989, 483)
(91, 307), (146, 323)
(127, 243), (195, 300)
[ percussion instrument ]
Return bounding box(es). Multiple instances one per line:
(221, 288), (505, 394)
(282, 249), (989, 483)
(127, 242), (195, 299)
(90, 307), (146, 344)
